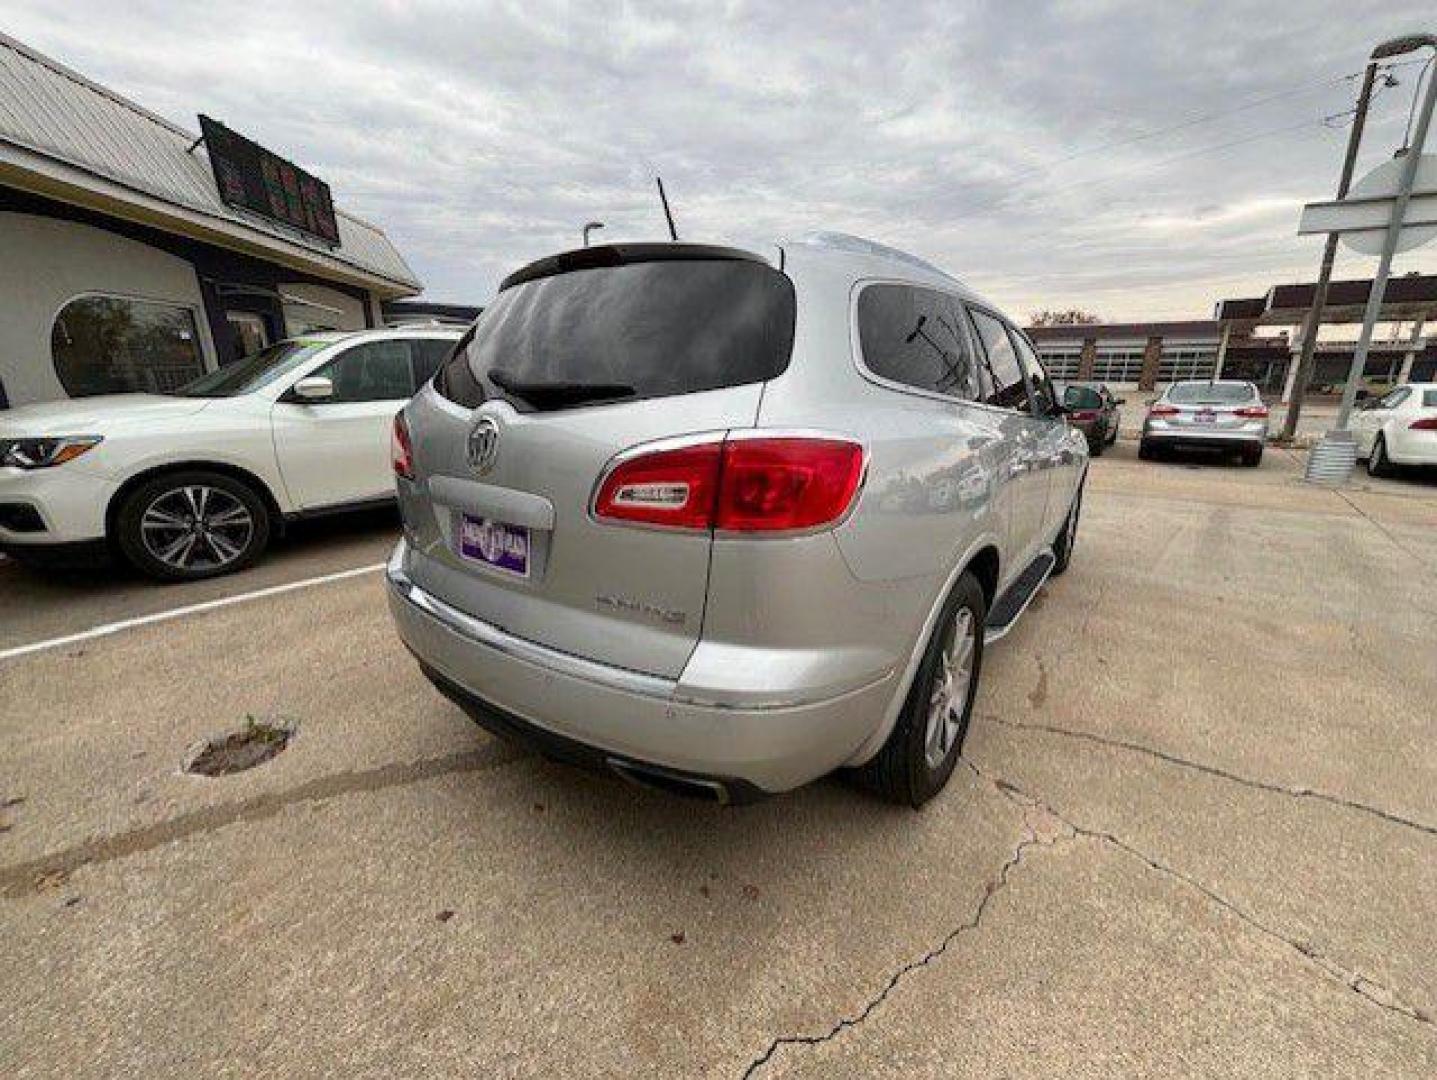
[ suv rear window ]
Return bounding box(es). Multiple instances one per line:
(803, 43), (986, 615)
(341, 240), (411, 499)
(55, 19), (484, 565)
(436, 259), (794, 411)
(1063, 385), (1103, 409)
(1168, 382), (1254, 405)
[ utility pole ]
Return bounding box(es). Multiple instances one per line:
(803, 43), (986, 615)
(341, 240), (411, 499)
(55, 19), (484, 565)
(1280, 61), (1379, 442)
(1334, 35), (1437, 432)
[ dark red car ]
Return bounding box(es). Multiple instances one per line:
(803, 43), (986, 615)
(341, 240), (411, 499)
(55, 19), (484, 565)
(1061, 382), (1123, 455)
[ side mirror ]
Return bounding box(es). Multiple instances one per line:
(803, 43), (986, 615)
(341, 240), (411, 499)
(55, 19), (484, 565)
(291, 376), (334, 402)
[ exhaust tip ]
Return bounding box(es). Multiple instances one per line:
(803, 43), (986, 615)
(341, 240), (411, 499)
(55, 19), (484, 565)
(607, 757), (731, 804)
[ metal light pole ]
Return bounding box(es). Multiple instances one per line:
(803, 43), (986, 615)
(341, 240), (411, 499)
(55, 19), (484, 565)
(1335, 34), (1437, 431)
(582, 221), (605, 247)
(1299, 33), (1437, 483)
(1280, 61), (1380, 441)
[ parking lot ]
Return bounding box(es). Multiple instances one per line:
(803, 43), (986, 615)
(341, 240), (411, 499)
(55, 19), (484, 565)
(2, 444), (1435, 1077)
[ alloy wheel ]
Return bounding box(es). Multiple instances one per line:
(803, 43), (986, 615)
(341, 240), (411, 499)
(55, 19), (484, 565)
(139, 485), (255, 572)
(924, 606), (976, 769)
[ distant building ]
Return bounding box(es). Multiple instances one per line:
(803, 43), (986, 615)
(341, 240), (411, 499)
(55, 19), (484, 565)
(0, 32), (422, 408)
(382, 300), (482, 327)
(1028, 273), (1437, 397)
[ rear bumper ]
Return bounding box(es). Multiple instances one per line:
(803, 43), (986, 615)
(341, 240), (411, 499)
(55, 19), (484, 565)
(1141, 423), (1266, 448)
(1382, 427), (1437, 466)
(386, 542), (896, 794)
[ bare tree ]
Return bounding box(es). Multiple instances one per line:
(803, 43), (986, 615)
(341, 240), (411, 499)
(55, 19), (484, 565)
(1030, 308), (1101, 327)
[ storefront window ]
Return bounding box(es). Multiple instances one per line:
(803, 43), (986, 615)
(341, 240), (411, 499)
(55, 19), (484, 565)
(52, 295), (206, 397)
(225, 311), (271, 362)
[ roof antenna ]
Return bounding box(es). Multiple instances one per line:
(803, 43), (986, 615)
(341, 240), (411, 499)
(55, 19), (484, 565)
(655, 176), (679, 241)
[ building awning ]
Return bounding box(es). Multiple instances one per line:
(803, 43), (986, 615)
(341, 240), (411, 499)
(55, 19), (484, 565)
(0, 32), (421, 298)
(1215, 273), (1437, 328)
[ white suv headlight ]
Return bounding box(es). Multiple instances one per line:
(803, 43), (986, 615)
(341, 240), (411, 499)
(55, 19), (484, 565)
(0, 436), (104, 469)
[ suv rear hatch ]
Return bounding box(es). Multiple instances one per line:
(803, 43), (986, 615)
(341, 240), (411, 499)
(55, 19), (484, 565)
(402, 245), (795, 679)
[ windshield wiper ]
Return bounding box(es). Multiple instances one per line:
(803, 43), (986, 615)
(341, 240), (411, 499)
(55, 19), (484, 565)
(487, 368), (636, 408)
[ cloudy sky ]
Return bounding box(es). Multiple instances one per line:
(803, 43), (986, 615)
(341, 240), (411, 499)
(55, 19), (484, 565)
(6, 1), (1436, 319)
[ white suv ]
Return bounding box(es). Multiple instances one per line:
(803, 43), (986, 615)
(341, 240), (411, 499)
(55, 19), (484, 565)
(0, 327), (460, 580)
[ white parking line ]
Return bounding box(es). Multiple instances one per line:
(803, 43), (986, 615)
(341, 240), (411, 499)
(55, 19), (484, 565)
(0, 563), (386, 664)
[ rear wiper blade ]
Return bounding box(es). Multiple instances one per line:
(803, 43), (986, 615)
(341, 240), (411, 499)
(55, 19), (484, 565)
(487, 368), (636, 406)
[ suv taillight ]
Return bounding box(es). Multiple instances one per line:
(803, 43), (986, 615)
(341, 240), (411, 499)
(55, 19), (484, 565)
(1149, 404), (1179, 418)
(593, 442), (722, 530)
(1069, 410), (1100, 422)
(1410, 416), (1437, 431)
(594, 435), (865, 533)
(392, 413), (415, 480)
(1235, 405), (1270, 418)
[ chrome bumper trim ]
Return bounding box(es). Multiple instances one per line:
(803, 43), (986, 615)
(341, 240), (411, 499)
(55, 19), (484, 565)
(387, 555), (677, 702)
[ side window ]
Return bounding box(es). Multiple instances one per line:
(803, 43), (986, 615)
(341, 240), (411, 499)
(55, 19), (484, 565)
(411, 338), (457, 390)
(856, 284), (980, 400)
(1009, 326), (1056, 414)
(311, 341), (414, 403)
(967, 308), (1031, 411)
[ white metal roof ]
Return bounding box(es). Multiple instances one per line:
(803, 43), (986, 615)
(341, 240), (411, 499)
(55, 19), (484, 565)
(0, 32), (420, 296)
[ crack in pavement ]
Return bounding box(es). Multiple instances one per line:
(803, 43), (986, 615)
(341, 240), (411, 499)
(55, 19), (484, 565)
(739, 795), (1074, 1079)
(981, 714), (1437, 838)
(964, 757), (1434, 1030)
(740, 756), (1430, 1077)
(0, 742), (524, 899)
(1325, 481), (1437, 585)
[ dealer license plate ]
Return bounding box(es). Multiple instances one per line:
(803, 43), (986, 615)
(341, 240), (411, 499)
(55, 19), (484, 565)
(457, 514), (530, 578)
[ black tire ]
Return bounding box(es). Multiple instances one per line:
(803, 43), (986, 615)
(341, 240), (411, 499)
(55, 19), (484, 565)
(1050, 481), (1082, 577)
(1138, 439), (1155, 461)
(1367, 436), (1393, 478)
(115, 470), (272, 582)
(1106, 420), (1119, 446)
(852, 571), (987, 808)
(1241, 445), (1263, 468)
(1089, 437), (1105, 458)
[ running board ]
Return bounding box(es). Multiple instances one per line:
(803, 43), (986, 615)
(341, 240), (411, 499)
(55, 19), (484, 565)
(984, 550), (1056, 644)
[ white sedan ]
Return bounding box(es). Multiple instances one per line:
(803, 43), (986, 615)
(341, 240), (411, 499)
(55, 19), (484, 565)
(0, 327), (460, 580)
(1351, 383), (1437, 477)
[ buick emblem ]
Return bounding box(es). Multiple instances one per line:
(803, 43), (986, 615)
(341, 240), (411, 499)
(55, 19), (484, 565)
(467, 415), (501, 476)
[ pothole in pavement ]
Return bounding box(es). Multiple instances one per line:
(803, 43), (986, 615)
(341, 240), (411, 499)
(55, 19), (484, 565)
(184, 717), (295, 777)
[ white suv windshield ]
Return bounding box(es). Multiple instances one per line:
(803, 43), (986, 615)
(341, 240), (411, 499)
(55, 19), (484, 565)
(169, 340), (328, 398)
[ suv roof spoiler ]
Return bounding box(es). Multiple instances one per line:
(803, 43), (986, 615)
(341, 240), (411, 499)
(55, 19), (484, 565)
(500, 242), (772, 292)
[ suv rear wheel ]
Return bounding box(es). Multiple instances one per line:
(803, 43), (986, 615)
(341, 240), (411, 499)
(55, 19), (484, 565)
(115, 470), (271, 582)
(853, 571), (986, 807)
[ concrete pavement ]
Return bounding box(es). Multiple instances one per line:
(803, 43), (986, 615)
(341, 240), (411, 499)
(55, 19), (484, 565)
(1, 445), (1434, 1077)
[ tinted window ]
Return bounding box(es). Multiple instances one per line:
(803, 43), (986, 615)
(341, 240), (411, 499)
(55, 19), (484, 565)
(1168, 382), (1256, 405)
(857, 284), (980, 400)
(311, 341), (414, 402)
(1424, 389), (1437, 407)
(968, 309), (1030, 411)
(1010, 327), (1056, 413)
(1063, 385), (1103, 409)
(411, 338), (457, 388)
(52, 295), (205, 397)
(440, 259), (794, 412)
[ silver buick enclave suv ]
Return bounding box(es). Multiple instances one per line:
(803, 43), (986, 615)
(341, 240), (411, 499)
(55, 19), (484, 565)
(387, 234), (1087, 806)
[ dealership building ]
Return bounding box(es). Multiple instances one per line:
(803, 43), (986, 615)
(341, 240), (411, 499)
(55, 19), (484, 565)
(1029, 273), (1437, 397)
(0, 32), (421, 409)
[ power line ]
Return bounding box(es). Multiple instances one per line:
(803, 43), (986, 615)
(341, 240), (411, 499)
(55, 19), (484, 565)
(954, 58), (1423, 224)
(951, 116), (1321, 226)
